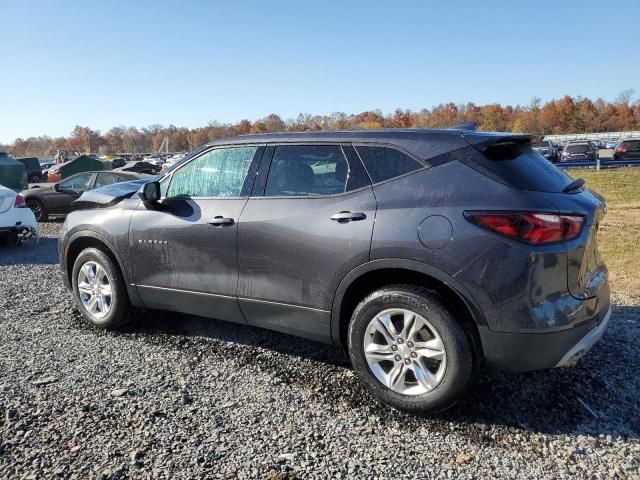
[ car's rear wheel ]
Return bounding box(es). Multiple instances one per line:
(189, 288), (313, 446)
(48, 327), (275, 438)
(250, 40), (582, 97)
(30, 174), (41, 183)
(348, 285), (474, 413)
(72, 248), (130, 329)
(26, 199), (47, 222)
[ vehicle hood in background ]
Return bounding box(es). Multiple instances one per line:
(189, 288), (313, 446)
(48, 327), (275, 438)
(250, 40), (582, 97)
(72, 179), (149, 208)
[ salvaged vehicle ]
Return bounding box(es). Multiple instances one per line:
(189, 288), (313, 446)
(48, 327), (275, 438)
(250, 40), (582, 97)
(59, 129), (610, 412)
(0, 185), (39, 245)
(22, 171), (150, 221)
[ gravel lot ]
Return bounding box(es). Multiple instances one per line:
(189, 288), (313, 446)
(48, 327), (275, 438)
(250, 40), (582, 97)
(1, 221), (638, 479)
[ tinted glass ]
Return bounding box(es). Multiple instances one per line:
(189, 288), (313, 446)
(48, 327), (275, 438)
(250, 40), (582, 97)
(565, 144), (591, 153)
(355, 146), (424, 183)
(59, 173), (93, 190)
(265, 145), (349, 196)
(621, 140), (640, 149)
(94, 173), (120, 188)
(532, 141), (549, 148)
(435, 144), (572, 193)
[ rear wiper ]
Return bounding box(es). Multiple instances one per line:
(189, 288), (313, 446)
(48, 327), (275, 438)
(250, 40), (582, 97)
(563, 178), (585, 193)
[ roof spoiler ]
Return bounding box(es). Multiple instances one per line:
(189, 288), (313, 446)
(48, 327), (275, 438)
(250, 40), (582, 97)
(461, 132), (532, 152)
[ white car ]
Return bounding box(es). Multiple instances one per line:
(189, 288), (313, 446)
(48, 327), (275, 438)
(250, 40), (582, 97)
(0, 185), (39, 245)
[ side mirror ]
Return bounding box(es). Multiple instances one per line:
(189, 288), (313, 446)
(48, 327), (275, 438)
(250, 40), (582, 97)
(139, 181), (161, 204)
(53, 183), (60, 192)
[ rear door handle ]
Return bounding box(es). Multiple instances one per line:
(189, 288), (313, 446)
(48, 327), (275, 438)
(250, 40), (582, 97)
(331, 211), (367, 223)
(209, 216), (235, 226)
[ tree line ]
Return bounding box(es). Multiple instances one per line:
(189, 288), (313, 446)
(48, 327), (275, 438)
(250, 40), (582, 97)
(4, 90), (639, 158)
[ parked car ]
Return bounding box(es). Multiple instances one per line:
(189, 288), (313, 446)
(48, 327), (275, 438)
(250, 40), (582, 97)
(115, 160), (161, 175)
(111, 158), (127, 169)
(22, 171), (149, 221)
(16, 157), (43, 183)
(612, 138), (640, 160)
(559, 142), (598, 162)
(0, 184), (39, 245)
(59, 129), (610, 413)
(605, 140), (618, 149)
(531, 139), (558, 162)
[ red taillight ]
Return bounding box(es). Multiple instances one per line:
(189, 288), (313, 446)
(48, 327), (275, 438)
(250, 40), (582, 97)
(464, 211), (584, 245)
(14, 194), (27, 208)
(615, 147), (626, 153)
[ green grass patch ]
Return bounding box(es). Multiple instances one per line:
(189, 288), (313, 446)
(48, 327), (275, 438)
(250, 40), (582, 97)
(567, 167), (640, 303)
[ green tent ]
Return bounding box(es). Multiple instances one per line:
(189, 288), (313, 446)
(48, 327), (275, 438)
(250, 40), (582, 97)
(0, 154), (28, 192)
(58, 155), (111, 179)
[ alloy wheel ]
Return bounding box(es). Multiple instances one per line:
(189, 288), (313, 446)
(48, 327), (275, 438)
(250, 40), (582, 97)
(77, 261), (112, 319)
(363, 308), (446, 395)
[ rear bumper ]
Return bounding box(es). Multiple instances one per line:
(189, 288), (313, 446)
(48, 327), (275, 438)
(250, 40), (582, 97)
(0, 225), (39, 242)
(479, 304), (612, 371)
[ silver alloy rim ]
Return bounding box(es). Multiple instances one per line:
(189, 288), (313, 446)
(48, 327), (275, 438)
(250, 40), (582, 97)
(363, 308), (446, 396)
(77, 261), (112, 319)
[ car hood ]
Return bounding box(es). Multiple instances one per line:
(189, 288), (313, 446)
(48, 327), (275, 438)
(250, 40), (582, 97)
(72, 178), (150, 208)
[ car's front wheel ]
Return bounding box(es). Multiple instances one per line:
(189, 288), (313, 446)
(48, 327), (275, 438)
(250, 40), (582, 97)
(348, 285), (474, 413)
(72, 248), (130, 329)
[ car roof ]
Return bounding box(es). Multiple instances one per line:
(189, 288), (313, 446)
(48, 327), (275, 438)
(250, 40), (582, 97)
(205, 129), (532, 162)
(64, 170), (148, 178)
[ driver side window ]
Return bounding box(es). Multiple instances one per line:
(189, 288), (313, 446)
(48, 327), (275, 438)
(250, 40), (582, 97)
(166, 147), (257, 198)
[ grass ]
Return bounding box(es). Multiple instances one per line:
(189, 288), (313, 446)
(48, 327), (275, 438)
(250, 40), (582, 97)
(568, 168), (640, 303)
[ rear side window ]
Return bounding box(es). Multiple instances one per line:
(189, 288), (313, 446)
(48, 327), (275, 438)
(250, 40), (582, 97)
(355, 146), (424, 183)
(456, 143), (572, 193)
(265, 145), (350, 197)
(95, 173), (120, 188)
(621, 140), (640, 149)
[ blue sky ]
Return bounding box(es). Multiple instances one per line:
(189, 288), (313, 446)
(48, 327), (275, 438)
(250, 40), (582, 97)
(1, 0), (638, 143)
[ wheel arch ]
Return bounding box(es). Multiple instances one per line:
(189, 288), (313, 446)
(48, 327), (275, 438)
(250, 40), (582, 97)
(331, 259), (486, 361)
(64, 230), (140, 305)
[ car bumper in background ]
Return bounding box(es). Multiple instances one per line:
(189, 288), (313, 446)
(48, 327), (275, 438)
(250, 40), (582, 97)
(479, 304), (612, 371)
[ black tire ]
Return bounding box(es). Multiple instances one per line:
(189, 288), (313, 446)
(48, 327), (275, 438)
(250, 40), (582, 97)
(348, 285), (474, 413)
(71, 248), (131, 329)
(26, 199), (47, 222)
(30, 174), (41, 183)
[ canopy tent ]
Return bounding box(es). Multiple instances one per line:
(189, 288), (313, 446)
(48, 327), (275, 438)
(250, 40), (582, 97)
(57, 155), (111, 179)
(0, 154), (28, 192)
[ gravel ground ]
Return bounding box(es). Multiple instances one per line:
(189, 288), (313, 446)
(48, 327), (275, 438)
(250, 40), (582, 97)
(0, 221), (638, 479)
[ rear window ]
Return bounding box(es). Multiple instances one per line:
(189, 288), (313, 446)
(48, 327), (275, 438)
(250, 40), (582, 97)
(565, 144), (590, 153)
(621, 140), (640, 148)
(443, 143), (572, 193)
(355, 146), (425, 183)
(532, 141), (549, 148)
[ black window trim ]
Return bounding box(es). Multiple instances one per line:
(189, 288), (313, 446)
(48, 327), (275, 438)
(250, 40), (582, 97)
(250, 142), (373, 200)
(352, 142), (430, 187)
(161, 144), (265, 200)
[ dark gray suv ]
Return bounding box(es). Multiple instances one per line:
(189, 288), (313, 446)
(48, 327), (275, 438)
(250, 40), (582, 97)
(59, 129), (611, 412)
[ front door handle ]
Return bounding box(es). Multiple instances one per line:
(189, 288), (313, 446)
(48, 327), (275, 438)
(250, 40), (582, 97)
(330, 211), (367, 223)
(209, 216), (235, 226)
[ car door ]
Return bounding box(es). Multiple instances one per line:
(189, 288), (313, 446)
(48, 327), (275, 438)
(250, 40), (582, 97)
(237, 144), (376, 343)
(49, 173), (95, 214)
(128, 145), (264, 324)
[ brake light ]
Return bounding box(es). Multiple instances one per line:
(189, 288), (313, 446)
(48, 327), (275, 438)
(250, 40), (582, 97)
(464, 211), (584, 244)
(14, 194), (27, 208)
(615, 147), (626, 153)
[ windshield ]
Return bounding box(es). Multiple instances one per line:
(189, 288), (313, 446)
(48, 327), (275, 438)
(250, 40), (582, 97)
(532, 141), (549, 148)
